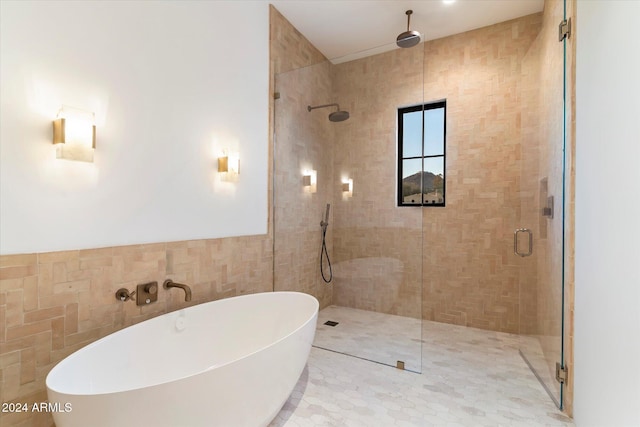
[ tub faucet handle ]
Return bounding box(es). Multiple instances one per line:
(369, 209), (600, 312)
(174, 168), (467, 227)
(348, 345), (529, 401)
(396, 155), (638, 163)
(115, 288), (136, 302)
(145, 282), (157, 294)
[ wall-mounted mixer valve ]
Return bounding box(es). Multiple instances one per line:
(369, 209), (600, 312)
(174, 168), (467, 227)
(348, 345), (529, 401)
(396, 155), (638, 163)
(115, 281), (158, 306)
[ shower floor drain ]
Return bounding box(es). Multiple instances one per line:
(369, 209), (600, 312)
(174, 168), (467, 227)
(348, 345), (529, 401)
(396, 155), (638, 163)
(324, 320), (339, 327)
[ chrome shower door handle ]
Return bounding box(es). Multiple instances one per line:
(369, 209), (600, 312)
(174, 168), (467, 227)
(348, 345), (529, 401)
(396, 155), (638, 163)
(514, 228), (533, 257)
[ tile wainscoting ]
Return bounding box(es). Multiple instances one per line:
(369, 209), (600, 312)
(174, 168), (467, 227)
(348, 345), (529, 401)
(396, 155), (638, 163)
(0, 235), (272, 427)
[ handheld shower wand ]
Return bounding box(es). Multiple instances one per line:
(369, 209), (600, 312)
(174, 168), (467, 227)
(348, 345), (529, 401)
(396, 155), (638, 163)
(321, 203), (330, 228)
(320, 203), (332, 283)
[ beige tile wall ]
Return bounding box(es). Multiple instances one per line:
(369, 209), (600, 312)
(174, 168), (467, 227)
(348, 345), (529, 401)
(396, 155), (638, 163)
(0, 236), (272, 427)
(332, 228), (422, 318)
(330, 46), (424, 318)
(270, 6), (326, 76)
(420, 14), (543, 334)
(519, 13), (543, 337)
(323, 14), (544, 330)
(271, 8), (335, 309)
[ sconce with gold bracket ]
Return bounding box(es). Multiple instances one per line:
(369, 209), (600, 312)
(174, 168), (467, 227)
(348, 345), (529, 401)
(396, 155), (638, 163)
(218, 150), (240, 182)
(52, 106), (96, 162)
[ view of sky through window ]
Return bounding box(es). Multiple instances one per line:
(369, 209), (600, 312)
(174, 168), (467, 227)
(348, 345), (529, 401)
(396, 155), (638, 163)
(398, 102), (446, 206)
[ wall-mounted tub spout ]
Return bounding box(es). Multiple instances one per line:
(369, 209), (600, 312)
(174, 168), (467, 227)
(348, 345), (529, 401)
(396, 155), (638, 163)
(164, 280), (192, 301)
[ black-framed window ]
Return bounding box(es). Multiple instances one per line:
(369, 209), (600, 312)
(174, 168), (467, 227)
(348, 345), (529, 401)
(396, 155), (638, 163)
(397, 101), (446, 207)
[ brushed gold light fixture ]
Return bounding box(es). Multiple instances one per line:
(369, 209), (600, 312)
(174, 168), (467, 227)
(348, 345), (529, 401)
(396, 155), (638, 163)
(52, 106), (96, 162)
(218, 150), (240, 181)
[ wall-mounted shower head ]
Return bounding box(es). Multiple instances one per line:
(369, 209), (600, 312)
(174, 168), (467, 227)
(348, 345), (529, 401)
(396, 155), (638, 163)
(396, 10), (421, 48)
(328, 110), (350, 122)
(307, 103), (350, 122)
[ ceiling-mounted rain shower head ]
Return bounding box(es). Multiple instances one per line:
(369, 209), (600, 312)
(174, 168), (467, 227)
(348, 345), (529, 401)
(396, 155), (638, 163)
(307, 103), (350, 122)
(396, 10), (421, 48)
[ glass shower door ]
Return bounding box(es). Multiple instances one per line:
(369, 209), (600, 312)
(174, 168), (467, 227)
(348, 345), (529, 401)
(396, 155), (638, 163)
(517, 0), (569, 409)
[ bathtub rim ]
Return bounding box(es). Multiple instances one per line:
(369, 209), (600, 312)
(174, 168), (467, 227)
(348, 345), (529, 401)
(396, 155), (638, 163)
(46, 291), (319, 397)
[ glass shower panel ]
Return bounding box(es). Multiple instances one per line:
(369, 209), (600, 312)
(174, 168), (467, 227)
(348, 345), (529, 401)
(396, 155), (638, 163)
(274, 41), (424, 373)
(273, 60), (335, 311)
(518, 0), (568, 409)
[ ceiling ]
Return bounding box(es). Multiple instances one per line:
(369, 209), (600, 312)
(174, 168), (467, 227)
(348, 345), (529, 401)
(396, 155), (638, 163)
(270, 0), (544, 63)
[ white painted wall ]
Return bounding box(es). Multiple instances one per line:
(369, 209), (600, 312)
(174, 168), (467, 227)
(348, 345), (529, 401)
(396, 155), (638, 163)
(574, 1), (640, 426)
(0, 1), (269, 254)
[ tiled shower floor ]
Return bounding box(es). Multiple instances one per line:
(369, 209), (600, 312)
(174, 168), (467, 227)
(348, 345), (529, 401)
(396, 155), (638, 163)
(269, 305), (574, 426)
(314, 305), (422, 372)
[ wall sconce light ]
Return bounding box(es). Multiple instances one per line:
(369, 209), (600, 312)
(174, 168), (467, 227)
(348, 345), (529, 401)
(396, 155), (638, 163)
(303, 169), (317, 193)
(218, 150), (240, 182)
(342, 178), (353, 198)
(52, 106), (96, 162)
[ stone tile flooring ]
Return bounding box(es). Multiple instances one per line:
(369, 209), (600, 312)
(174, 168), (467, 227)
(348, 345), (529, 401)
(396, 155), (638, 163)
(314, 305), (422, 372)
(270, 306), (574, 427)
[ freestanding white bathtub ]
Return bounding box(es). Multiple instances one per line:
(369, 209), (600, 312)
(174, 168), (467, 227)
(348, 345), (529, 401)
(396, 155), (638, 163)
(46, 291), (318, 427)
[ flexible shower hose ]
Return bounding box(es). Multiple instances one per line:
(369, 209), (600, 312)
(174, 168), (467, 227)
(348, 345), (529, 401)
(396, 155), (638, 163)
(320, 224), (332, 283)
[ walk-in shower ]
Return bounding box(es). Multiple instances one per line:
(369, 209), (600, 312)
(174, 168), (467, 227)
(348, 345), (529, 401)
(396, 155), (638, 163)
(273, 0), (569, 408)
(307, 103), (350, 122)
(275, 40), (424, 373)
